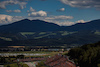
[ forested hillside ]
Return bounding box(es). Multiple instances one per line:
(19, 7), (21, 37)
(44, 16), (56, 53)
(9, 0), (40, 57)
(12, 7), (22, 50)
(68, 41), (100, 67)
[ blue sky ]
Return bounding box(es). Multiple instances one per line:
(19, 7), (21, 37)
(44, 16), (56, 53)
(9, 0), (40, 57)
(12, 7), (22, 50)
(0, 0), (100, 26)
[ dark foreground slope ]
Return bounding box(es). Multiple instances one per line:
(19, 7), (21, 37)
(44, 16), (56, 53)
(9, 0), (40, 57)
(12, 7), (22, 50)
(68, 41), (100, 67)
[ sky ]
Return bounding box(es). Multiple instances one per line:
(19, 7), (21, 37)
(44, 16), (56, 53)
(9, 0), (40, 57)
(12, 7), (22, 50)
(0, 0), (100, 26)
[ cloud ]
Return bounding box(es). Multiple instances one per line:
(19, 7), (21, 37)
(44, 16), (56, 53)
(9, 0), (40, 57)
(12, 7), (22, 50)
(12, 16), (25, 21)
(0, 14), (88, 26)
(55, 21), (75, 26)
(0, 14), (25, 25)
(0, 15), (12, 22)
(13, 9), (21, 12)
(0, 14), (13, 25)
(28, 10), (47, 17)
(0, 0), (27, 9)
(45, 20), (75, 26)
(60, 0), (100, 9)
(28, 15), (74, 26)
(76, 20), (87, 23)
(44, 19), (89, 26)
(45, 15), (73, 20)
(56, 8), (65, 12)
(30, 7), (35, 12)
(6, 9), (21, 13)
(27, 7), (36, 13)
(44, 15), (74, 26)
(19, 2), (27, 9)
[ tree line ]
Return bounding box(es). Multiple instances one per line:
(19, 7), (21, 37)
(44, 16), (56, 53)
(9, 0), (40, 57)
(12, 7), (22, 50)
(68, 41), (100, 67)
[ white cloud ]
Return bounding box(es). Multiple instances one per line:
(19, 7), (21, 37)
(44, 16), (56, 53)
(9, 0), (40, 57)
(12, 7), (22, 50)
(0, 14), (13, 25)
(45, 20), (75, 26)
(27, 7), (36, 13)
(44, 15), (74, 26)
(0, 0), (27, 9)
(13, 9), (21, 12)
(0, 15), (12, 22)
(0, 14), (89, 26)
(60, 0), (100, 9)
(56, 21), (75, 26)
(0, 14), (25, 25)
(19, 2), (27, 9)
(28, 15), (74, 26)
(30, 7), (35, 12)
(44, 19), (89, 26)
(28, 10), (47, 17)
(76, 20), (86, 23)
(56, 8), (65, 12)
(6, 9), (21, 13)
(12, 16), (25, 21)
(45, 15), (73, 20)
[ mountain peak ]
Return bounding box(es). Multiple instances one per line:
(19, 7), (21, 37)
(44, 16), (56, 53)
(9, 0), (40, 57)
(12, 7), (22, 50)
(31, 19), (46, 22)
(0, 19), (60, 32)
(21, 19), (30, 21)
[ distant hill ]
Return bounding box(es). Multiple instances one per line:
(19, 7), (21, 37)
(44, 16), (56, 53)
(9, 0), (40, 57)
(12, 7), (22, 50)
(61, 19), (100, 31)
(0, 19), (61, 33)
(0, 19), (100, 46)
(0, 19), (100, 33)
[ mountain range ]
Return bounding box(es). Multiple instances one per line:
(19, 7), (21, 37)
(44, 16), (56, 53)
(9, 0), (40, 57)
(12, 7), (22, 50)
(0, 19), (100, 46)
(0, 19), (61, 33)
(0, 19), (100, 32)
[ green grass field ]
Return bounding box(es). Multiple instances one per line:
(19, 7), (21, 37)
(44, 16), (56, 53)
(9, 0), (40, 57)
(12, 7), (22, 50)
(94, 30), (100, 35)
(0, 37), (12, 41)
